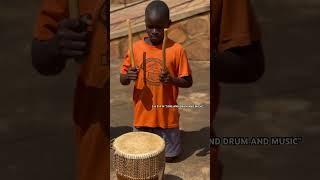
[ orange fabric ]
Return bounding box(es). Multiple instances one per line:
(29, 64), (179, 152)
(75, 121), (108, 180)
(73, 79), (108, 180)
(212, 0), (262, 122)
(120, 37), (192, 128)
(216, 0), (262, 52)
(212, 0), (262, 121)
(211, 1), (262, 179)
(33, 1), (109, 180)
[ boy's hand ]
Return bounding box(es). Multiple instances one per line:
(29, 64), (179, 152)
(126, 67), (139, 81)
(159, 69), (173, 84)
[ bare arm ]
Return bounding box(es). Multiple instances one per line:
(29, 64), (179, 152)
(120, 67), (138, 85)
(120, 73), (131, 85)
(171, 75), (193, 88)
(159, 69), (193, 88)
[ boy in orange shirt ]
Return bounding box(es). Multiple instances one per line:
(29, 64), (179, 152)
(120, 0), (192, 162)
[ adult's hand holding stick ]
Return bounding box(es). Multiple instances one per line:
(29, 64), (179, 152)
(68, 0), (84, 63)
(68, 0), (79, 19)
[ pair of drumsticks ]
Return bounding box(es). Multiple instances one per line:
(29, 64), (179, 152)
(127, 19), (168, 71)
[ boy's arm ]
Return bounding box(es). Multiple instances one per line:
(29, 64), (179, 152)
(119, 51), (138, 85)
(173, 75), (193, 88)
(160, 71), (193, 88)
(120, 74), (130, 85)
(160, 45), (192, 88)
(214, 41), (264, 83)
(120, 68), (139, 85)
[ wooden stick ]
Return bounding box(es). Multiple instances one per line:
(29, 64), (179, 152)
(143, 52), (146, 84)
(162, 28), (168, 71)
(127, 19), (135, 67)
(68, 0), (79, 18)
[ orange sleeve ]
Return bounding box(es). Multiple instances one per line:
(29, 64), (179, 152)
(120, 50), (131, 74)
(218, 0), (261, 52)
(33, 0), (68, 40)
(177, 46), (192, 78)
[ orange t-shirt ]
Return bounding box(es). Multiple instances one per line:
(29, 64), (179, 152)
(120, 37), (192, 128)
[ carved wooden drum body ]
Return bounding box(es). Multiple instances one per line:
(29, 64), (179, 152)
(112, 132), (166, 180)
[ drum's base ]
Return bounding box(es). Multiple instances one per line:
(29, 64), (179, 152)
(116, 168), (165, 180)
(116, 174), (160, 180)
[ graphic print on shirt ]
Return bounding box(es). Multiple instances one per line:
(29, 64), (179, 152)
(141, 57), (163, 87)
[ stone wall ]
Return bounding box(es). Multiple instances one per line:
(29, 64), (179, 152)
(110, 12), (210, 61)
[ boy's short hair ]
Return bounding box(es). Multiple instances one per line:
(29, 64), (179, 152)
(145, 0), (170, 20)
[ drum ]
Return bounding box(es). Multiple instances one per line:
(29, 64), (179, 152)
(112, 132), (166, 180)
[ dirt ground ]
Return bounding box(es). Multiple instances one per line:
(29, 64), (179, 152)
(1, 0), (320, 180)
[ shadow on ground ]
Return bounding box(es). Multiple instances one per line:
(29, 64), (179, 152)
(178, 127), (210, 162)
(164, 174), (183, 180)
(110, 126), (133, 140)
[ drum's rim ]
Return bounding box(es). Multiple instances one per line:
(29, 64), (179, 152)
(112, 132), (166, 159)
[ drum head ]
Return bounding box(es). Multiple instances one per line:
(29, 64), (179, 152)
(113, 132), (165, 157)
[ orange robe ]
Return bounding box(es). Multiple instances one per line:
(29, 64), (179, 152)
(33, 1), (109, 180)
(211, 0), (262, 179)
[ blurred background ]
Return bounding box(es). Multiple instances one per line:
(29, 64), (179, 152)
(0, 1), (77, 179)
(0, 0), (319, 179)
(216, 0), (320, 179)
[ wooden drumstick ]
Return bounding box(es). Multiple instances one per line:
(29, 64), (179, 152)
(68, 0), (79, 18)
(143, 52), (146, 84)
(162, 28), (168, 71)
(127, 19), (135, 67)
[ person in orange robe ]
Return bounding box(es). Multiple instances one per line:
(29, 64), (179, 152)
(211, 0), (265, 179)
(31, 1), (109, 180)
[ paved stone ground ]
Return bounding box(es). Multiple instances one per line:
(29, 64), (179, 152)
(1, 0), (320, 180)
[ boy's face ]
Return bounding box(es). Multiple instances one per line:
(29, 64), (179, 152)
(145, 12), (170, 45)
